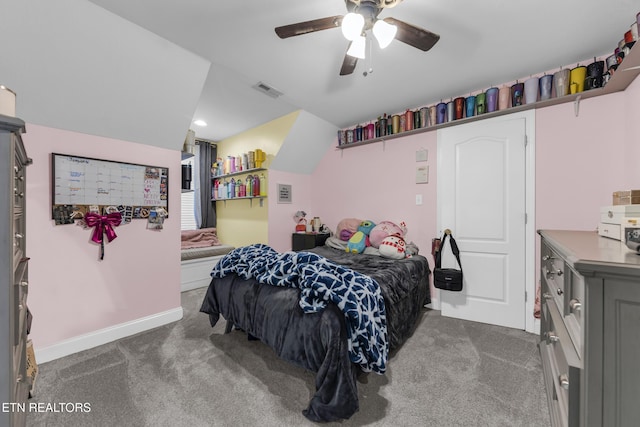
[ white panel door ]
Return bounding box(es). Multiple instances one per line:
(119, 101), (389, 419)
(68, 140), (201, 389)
(437, 116), (527, 329)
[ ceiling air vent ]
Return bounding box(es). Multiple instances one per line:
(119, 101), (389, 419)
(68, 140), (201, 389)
(252, 81), (283, 99)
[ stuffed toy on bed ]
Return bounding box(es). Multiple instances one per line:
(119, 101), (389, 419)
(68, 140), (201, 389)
(369, 220), (408, 248)
(346, 220), (376, 254)
(336, 217), (363, 241)
(379, 235), (408, 259)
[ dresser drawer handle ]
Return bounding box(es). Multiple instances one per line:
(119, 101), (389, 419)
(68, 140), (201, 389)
(569, 299), (582, 312)
(542, 254), (554, 261)
(546, 268), (563, 279)
(15, 233), (23, 239)
(545, 332), (560, 343)
(556, 288), (564, 296)
(20, 281), (28, 287)
(542, 292), (553, 300)
(559, 374), (569, 390)
(16, 374), (23, 383)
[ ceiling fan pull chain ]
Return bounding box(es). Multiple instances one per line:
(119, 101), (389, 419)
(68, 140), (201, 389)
(364, 33), (374, 76)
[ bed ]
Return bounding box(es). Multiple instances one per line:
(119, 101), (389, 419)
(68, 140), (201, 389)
(200, 242), (430, 422)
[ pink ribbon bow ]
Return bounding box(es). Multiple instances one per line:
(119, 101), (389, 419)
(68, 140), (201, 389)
(85, 212), (122, 244)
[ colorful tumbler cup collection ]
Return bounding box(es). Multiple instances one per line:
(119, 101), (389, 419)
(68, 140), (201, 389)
(212, 149), (267, 177)
(213, 173), (266, 200)
(337, 10), (639, 147)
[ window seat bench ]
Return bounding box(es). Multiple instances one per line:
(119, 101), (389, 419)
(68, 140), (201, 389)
(180, 244), (234, 292)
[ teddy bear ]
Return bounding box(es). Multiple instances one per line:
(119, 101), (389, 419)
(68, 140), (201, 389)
(346, 220), (376, 254)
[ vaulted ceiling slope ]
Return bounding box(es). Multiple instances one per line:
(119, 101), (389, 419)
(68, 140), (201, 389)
(86, 0), (640, 143)
(1, 0), (210, 151)
(2, 1), (639, 149)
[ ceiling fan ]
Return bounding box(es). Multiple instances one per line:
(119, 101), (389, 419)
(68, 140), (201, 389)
(275, 0), (440, 76)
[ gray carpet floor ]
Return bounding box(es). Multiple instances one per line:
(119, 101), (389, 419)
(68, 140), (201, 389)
(27, 288), (550, 426)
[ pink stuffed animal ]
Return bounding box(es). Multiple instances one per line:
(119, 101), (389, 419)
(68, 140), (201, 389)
(336, 218), (363, 241)
(369, 221), (407, 248)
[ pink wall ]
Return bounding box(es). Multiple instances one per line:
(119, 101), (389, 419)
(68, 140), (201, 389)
(535, 91), (628, 231)
(23, 124), (181, 350)
(268, 170), (313, 252)
(311, 133), (439, 264)
(623, 75), (640, 183)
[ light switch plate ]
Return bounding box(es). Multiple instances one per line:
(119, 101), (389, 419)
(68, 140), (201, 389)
(416, 149), (428, 162)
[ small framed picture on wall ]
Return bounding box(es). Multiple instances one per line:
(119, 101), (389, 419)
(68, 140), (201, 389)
(277, 183), (292, 204)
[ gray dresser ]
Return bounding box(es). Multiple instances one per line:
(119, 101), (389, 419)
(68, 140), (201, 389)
(539, 230), (640, 427)
(0, 115), (31, 427)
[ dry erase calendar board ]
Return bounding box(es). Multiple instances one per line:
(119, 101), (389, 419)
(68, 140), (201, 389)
(51, 153), (169, 218)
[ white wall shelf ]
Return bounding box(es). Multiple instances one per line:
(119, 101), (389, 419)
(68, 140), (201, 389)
(337, 44), (640, 149)
(211, 167), (266, 180)
(213, 195), (266, 207)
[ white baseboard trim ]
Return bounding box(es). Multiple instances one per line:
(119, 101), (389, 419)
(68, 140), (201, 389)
(35, 307), (184, 364)
(181, 279), (211, 292)
(531, 318), (541, 335)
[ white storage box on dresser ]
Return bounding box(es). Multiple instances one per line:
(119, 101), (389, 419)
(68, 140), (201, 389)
(0, 114), (31, 427)
(598, 205), (640, 241)
(538, 230), (640, 427)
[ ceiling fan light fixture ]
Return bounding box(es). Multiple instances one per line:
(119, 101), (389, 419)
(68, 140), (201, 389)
(346, 35), (366, 59)
(372, 19), (397, 49)
(341, 12), (365, 41)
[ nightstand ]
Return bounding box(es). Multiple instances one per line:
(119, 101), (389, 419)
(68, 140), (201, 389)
(292, 233), (330, 251)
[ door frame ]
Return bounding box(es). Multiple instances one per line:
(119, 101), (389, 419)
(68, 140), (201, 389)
(435, 110), (537, 334)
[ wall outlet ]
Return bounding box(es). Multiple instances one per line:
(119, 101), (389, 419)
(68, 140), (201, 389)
(416, 194), (423, 205)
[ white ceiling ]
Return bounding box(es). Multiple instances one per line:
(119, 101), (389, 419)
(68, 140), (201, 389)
(59, 0), (640, 141)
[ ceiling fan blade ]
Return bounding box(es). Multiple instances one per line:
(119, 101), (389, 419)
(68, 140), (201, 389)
(275, 15), (343, 39)
(339, 44), (358, 76)
(383, 17), (440, 51)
